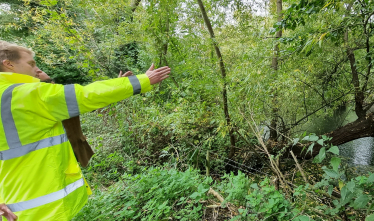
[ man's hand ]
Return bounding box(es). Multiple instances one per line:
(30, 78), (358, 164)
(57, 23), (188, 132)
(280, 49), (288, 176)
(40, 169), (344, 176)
(118, 70), (133, 78)
(145, 64), (171, 85)
(0, 204), (17, 221)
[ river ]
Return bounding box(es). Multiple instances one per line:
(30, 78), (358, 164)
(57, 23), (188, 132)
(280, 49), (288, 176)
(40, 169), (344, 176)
(339, 137), (374, 166)
(300, 105), (374, 167)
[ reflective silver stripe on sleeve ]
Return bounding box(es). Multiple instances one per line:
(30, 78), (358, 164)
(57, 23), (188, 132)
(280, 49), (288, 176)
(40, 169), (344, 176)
(128, 75), (141, 95)
(0, 134), (68, 160)
(64, 84), (80, 118)
(7, 178), (84, 212)
(1, 84), (23, 148)
(0, 84), (70, 160)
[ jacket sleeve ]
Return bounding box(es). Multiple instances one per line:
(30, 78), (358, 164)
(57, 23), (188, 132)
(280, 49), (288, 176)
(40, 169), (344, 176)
(0, 195), (4, 204)
(65, 74), (151, 118)
(14, 74), (151, 122)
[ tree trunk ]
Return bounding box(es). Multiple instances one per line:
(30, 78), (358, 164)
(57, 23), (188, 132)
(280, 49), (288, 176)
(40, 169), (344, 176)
(131, 0), (141, 13)
(344, 3), (366, 119)
(290, 113), (374, 158)
(269, 0), (282, 142)
(346, 36), (366, 119)
(197, 0), (236, 158)
(129, 0), (141, 22)
(159, 16), (169, 67)
(289, 3), (373, 159)
(157, 7), (179, 88)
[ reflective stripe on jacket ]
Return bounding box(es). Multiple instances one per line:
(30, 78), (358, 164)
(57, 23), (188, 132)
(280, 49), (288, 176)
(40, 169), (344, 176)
(0, 72), (151, 220)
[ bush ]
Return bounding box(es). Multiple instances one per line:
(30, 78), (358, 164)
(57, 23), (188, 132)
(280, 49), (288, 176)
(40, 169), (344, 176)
(72, 167), (211, 221)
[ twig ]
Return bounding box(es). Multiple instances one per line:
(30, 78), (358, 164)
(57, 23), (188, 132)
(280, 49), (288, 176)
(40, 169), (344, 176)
(290, 150), (309, 184)
(207, 188), (238, 216)
(245, 109), (292, 195)
(207, 188), (224, 203)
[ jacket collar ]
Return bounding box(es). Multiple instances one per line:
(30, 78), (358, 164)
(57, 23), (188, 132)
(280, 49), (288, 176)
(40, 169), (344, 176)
(0, 72), (40, 84)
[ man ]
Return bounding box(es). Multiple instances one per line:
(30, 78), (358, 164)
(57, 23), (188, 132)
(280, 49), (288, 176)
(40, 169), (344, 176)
(0, 41), (170, 221)
(35, 68), (133, 168)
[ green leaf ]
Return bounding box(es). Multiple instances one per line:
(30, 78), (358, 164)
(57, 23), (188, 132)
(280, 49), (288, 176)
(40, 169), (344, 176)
(157, 200), (169, 210)
(250, 183), (259, 189)
(328, 185), (333, 196)
(309, 134), (319, 141)
(302, 136), (310, 141)
(328, 146), (340, 155)
(330, 157), (341, 172)
(190, 192), (200, 199)
(306, 143), (314, 155)
(353, 195), (370, 209)
(40, 0), (58, 6)
(297, 215), (312, 221)
(323, 168), (339, 179)
(367, 173), (374, 183)
(366, 214), (374, 221)
(293, 138), (300, 146)
(238, 208), (247, 214)
(346, 181), (355, 192)
(313, 147), (326, 163)
(197, 184), (209, 193)
(317, 139), (324, 145)
(341, 186), (347, 201)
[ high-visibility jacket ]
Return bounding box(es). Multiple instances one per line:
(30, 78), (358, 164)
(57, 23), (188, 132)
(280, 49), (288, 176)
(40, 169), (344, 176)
(0, 72), (151, 221)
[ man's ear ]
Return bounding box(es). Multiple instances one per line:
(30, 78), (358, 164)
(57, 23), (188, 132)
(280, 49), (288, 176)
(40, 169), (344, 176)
(2, 60), (14, 71)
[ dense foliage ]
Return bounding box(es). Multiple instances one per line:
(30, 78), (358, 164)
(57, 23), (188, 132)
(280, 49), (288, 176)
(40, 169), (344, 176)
(2, 0), (374, 220)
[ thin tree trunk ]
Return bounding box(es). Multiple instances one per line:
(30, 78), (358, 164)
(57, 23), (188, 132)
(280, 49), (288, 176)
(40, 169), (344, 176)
(269, 0), (282, 142)
(197, 0), (236, 158)
(129, 0), (141, 22)
(130, 0), (141, 13)
(344, 3), (366, 119)
(157, 12), (179, 88)
(206, 150), (210, 176)
(346, 36), (365, 118)
(158, 15), (170, 68)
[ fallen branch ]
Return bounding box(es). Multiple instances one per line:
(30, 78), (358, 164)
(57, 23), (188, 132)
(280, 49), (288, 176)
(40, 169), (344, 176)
(207, 188), (225, 203)
(290, 150), (309, 184)
(207, 188), (238, 216)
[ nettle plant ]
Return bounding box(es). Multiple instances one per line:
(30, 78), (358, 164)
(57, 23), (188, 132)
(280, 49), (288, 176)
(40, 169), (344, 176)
(303, 134), (374, 220)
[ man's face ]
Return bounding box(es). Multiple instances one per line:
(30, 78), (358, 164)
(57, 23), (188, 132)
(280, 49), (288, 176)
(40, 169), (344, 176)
(11, 51), (38, 77)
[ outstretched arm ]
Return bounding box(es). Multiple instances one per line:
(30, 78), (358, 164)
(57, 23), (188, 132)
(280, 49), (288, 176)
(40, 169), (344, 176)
(11, 64), (171, 122)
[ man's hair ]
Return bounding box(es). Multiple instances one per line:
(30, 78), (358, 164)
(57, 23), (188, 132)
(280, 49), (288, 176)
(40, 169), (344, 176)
(0, 41), (34, 71)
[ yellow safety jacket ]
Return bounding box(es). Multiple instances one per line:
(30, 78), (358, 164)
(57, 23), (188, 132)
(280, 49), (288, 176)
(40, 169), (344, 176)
(0, 72), (151, 220)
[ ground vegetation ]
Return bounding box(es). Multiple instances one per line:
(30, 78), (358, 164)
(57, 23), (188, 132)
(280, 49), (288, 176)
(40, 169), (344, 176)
(2, 0), (374, 220)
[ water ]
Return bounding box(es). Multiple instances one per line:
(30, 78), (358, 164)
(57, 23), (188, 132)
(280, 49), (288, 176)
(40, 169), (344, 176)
(339, 137), (374, 166)
(299, 105), (374, 167)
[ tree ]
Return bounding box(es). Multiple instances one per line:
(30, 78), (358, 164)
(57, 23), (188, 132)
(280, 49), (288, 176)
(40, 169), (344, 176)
(197, 0), (236, 158)
(275, 0), (374, 156)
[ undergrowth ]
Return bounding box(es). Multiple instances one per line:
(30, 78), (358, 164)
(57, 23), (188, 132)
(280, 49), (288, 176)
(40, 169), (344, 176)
(77, 104), (374, 221)
(73, 166), (310, 221)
